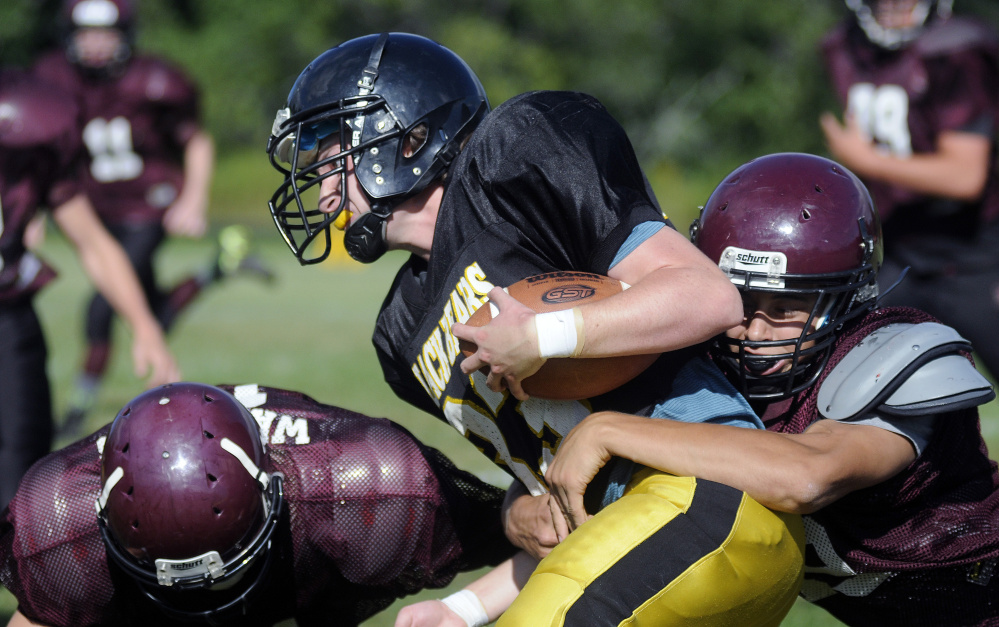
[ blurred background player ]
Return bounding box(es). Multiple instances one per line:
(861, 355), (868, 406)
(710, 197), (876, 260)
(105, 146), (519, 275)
(0, 382), (513, 627)
(32, 0), (272, 436)
(0, 67), (178, 511)
(819, 0), (999, 380)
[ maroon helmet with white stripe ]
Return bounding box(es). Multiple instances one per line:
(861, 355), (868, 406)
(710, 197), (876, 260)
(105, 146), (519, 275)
(690, 152), (883, 400)
(97, 382), (283, 621)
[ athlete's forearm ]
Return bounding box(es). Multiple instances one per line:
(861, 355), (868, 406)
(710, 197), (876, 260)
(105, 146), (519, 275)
(854, 131), (989, 201)
(463, 551), (537, 621)
(586, 229), (742, 357)
(555, 412), (912, 515)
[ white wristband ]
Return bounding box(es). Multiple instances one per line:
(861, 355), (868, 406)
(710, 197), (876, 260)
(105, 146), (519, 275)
(535, 308), (584, 358)
(440, 589), (489, 627)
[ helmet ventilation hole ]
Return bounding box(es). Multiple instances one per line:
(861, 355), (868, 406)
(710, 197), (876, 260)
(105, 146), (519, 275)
(814, 184), (823, 193)
(121, 443), (129, 453)
(207, 473), (217, 483)
(203, 392), (215, 403)
(718, 201), (729, 212)
(802, 209), (812, 220)
(213, 506), (222, 516)
(131, 520), (139, 529)
(126, 485), (133, 496)
(203, 430), (215, 439)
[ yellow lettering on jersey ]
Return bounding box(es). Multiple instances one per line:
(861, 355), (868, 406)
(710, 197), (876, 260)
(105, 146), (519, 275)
(437, 301), (461, 364)
(449, 288), (471, 324)
(420, 336), (447, 394)
(411, 261), (494, 402)
(426, 330), (450, 385)
(456, 276), (485, 317)
(416, 352), (444, 398)
(443, 394), (546, 495)
(465, 262), (492, 301)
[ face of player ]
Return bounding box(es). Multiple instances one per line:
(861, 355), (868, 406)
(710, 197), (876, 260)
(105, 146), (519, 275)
(724, 291), (820, 375)
(70, 27), (124, 68)
(870, 0), (922, 29)
(316, 137), (373, 232)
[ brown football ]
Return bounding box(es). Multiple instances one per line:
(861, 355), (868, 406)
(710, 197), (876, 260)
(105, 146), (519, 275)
(458, 271), (660, 400)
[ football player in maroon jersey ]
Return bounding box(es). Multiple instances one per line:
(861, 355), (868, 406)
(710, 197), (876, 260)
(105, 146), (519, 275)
(33, 0), (270, 437)
(819, 0), (999, 381)
(0, 68), (178, 512)
(545, 153), (999, 626)
(267, 32), (804, 627)
(0, 382), (512, 627)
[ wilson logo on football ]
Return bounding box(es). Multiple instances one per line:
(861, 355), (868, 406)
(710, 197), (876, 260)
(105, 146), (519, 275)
(542, 285), (595, 304)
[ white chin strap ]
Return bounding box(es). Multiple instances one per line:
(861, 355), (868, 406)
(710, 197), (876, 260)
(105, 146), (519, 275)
(221, 437), (270, 490)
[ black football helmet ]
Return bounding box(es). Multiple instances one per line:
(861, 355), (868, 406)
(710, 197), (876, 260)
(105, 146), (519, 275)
(96, 382), (284, 622)
(690, 153), (883, 401)
(266, 32), (489, 264)
(845, 0), (954, 49)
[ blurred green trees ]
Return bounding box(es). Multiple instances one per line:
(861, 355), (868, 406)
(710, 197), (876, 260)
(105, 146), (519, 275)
(3, 0), (996, 220)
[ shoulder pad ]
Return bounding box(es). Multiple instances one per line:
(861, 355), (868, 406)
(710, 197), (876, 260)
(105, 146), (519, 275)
(119, 57), (198, 106)
(916, 17), (999, 58)
(818, 322), (994, 420)
(0, 70), (81, 150)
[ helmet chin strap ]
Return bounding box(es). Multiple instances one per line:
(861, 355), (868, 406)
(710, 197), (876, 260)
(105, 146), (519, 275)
(343, 201), (392, 263)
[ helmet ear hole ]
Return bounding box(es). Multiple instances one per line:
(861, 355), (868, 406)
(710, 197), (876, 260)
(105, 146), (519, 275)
(402, 123), (429, 159)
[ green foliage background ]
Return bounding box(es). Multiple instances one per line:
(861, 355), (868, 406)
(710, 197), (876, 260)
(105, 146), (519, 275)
(1, 1), (999, 625)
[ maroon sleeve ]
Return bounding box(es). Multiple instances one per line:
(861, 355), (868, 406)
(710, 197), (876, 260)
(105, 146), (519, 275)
(0, 429), (114, 627)
(220, 384), (514, 625)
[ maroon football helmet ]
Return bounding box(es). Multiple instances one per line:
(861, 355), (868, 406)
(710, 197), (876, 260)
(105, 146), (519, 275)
(690, 152), (883, 401)
(62, 0), (135, 72)
(845, 0), (953, 49)
(96, 382), (283, 620)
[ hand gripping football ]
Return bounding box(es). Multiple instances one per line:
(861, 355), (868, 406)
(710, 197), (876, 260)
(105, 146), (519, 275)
(459, 272), (660, 400)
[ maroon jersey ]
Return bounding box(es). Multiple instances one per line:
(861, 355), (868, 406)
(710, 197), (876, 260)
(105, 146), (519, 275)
(761, 307), (999, 572)
(0, 69), (83, 304)
(33, 51), (200, 225)
(0, 385), (511, 627)
(821, 17), (999, 242)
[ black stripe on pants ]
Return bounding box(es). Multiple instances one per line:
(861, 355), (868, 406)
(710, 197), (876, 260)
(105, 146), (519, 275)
(564, 479), (744, 626)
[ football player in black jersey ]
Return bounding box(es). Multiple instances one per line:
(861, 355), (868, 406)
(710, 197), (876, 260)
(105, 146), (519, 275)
(267, 33), (804, 626)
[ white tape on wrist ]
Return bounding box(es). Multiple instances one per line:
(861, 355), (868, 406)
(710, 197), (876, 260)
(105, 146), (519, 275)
(535, 308), (584, 358)
(440, 589), (489, 627)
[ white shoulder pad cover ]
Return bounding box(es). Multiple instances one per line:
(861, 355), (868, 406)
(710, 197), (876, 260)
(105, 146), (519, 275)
(818, 323), (995, 420)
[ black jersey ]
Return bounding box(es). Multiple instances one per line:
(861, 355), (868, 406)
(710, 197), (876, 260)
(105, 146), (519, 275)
(0, 384), (512, 627)
(373, 91), (704, 495)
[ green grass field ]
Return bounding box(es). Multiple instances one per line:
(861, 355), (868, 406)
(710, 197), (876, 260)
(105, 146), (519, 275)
(2, 151), (997, 625)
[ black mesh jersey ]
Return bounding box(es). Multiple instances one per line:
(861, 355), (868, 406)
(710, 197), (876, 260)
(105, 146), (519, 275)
(373, 90), (704, 495)
(0, 384), (513, 627)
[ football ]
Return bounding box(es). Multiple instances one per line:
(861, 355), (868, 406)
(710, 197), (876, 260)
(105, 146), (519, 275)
(459, 271), (660, 400)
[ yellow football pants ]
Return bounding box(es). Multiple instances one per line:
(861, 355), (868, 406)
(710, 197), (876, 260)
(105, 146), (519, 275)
(498, 469), (805, 626)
